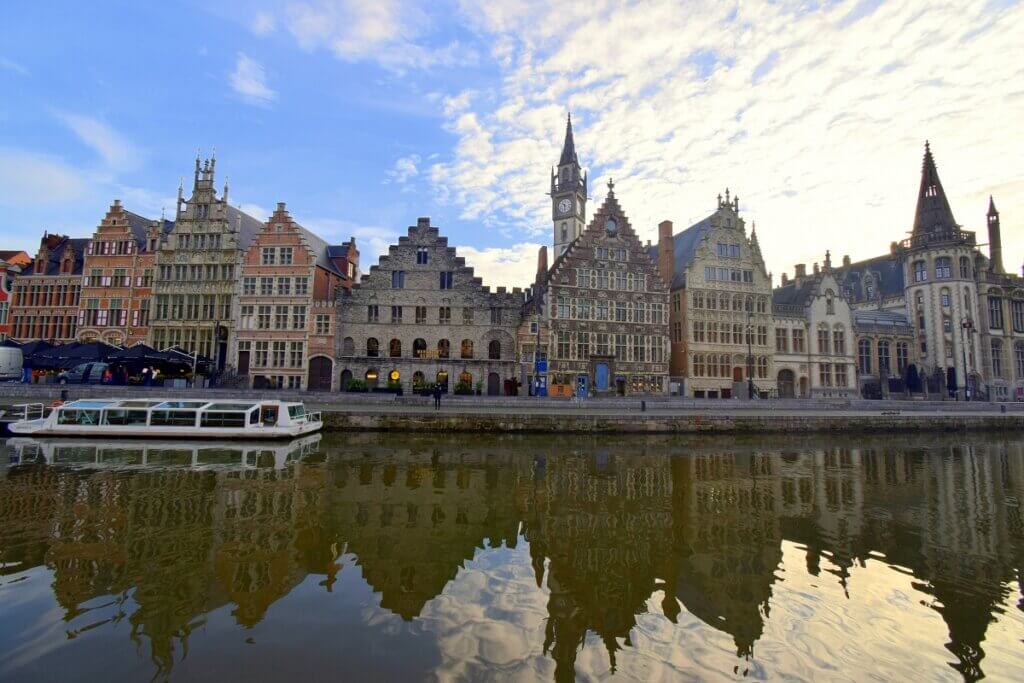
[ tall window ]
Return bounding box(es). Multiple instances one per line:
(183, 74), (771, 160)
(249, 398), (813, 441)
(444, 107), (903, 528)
(877, 341), (891, 376)
(833, 327), (845, 355)
(261, 247), (276, 265)
(819, 363), (832, 387)
(913, 260), (927, 282)
(389, 339), (402, 357)
(817, 327), (830, 355)
(991, 339), (1004, 378)
(835, 364), (848, 387)
(792, 328), (805, 353)
(439, 306), (451, 324)
(959, 256), (971, 279)
(1015, 342), (1024, 379)
(934, 257), (951, 279)
(896, 342), (908, 372)
(391, 270), (405, 289)
(989, 297), (1003, 329)
(367, 305), (379, 323)
(391, 305), (403, 323)
(776, 328), (788, 352)
(415, 306), (427, 324)
(858, 339), (872, 374)
(439, 271), (453, 289)
(1012, 300), (1024, 332)
(438, 339), (450, 359)
(461, 339), (474, 359)
(366, 338), (379, 357)
(416, 247), (428, 264)
(279, 247), (293, 265)
(488, 340), (501, 360)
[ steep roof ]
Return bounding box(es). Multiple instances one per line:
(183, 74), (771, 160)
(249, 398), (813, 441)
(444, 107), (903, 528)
(912, 141), (958, 236)
(645, 215), (715, 289)
(297, 225), (343, 276)
(123, 211), (173, 250)
(559, 114), (578, 167)
(772, 279), (816, 308)
(833, 253), (904, 304)
(853, 308), (911, 328)
(224, 204), (265, 252)
(23, 237), (89, 276)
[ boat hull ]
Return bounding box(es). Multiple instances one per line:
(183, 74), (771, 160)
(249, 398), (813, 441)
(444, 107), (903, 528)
(8, 420), (322, 439)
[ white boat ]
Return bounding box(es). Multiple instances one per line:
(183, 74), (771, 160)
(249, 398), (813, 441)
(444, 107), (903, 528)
(6, 433), (322, 469)
(7, 398), (323, 439)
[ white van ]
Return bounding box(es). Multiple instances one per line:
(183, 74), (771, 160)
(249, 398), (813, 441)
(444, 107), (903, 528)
(0, 346), (24, 381)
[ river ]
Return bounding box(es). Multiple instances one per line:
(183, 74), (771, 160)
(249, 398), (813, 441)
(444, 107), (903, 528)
(1, 432), (1022, 681)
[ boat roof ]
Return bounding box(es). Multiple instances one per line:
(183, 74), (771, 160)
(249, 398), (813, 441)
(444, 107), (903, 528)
(59, 398), (302, 411)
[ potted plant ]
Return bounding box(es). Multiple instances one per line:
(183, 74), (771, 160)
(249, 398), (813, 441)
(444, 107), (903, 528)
(475, 380), (483, 396)
(454, 380), (473, 395)
(346, 379), (368, 392)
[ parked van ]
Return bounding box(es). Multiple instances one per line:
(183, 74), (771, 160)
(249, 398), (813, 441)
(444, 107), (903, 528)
(0, 347), (23, 381)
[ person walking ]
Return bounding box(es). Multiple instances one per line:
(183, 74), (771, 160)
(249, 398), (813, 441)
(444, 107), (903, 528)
(433, 383), (442, 410)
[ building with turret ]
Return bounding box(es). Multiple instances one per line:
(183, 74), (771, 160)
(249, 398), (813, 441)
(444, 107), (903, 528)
(551, 115), (588, 258)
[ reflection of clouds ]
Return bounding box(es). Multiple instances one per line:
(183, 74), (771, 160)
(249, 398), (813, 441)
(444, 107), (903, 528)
(419, 541), (555, 681)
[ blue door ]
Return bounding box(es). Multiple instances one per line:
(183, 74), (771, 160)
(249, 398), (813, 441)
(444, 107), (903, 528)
(595, 363), (609, 391)
(576, 375), (588, 397)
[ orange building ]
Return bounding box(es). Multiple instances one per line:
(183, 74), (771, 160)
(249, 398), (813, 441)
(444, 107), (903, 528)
(233, 202), (357, 390)
(77, 200), (173, 345)
(9, 234), (86, 343)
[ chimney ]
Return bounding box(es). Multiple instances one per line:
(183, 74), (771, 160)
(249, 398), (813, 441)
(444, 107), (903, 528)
(890, 241), (899, 255)
(842, 254), (851, 267)
(536, 245), (548, 281)
(794, 263), (806, 279)
(987, 196), (1004, 273)
(781, 272), (789, 285)
(113, 199), (122, 208)
(813, 262), (820, 275)
(276, 202), (286, 212)
(658, 220), (674, 289)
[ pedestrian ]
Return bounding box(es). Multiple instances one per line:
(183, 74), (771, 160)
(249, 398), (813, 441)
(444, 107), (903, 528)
(433, 383), (442, 410)
(142, 366), (152, 387)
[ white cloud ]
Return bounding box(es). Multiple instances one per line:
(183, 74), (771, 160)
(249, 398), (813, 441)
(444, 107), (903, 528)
(251, 11), (276, 35)
(283, 0), (477, 71)
(432, 0), (1024, 280)
(55, 112), (136, 169)
(0, 150), (88, 205)
(454, 242), (544, 290)
(386, 154), (420, 185)
(229, 53), (277, 105)
(237, 202), (271, 221)
(0, 56), (28, 75)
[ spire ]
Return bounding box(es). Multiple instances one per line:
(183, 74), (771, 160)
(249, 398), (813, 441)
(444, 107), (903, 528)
(912, 140), (958, 235)
(988, 195), (998, 217)
(559, 113), (578, 166)
(607, 177), (615, 196)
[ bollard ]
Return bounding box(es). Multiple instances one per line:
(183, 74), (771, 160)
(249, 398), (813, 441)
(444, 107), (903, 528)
(641, 400), (646, 412)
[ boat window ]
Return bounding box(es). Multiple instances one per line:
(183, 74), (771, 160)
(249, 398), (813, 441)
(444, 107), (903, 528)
(154, 401), (208, 410)
(287, 405), (306, 419)
(150, 410), (198, 427)
(249, 410), (259, 425)
(119, 400), (162, 408)
(102, 409), (150, 426)
(261, 406), (278, 426)
(206, 403), (257, 411)
(57, 409), (101, 426)
(200, 412), (247, 428)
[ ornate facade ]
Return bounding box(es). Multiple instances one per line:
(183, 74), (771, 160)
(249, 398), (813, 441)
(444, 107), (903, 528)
(336, 217), (522, 395)
(9, 234), (86, 343)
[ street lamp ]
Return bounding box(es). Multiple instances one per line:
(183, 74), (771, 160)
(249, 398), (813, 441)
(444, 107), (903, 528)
(746, 307), (755, 400)
(961, 317), (974, 401)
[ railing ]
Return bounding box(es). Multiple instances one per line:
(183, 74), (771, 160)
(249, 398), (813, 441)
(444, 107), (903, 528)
(772, 304), (804, 315)
(899, 230), (976, 250)
(13, 403), (45, 420)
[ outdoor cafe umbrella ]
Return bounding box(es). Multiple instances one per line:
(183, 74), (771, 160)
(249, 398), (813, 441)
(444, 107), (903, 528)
(31, 341), (119, 370)
(9, 339), (54, 367)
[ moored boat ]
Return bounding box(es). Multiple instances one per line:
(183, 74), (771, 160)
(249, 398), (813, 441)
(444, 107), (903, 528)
(8, 398), (322, 439)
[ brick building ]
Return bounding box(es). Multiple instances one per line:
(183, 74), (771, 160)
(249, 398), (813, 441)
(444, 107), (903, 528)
(0, 252), (29, 340)
(233, 202), (356, 391)
(77, 200), (172, 345)
(336, 217), (522, 395)
(9, 234), (87, 343)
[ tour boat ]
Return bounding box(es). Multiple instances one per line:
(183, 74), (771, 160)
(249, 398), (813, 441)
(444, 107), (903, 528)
(7, 433), (322, 469)
(7, 398), (323, 439)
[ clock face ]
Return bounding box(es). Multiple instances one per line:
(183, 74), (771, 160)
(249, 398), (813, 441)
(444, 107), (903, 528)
(605, 217), (618, 234)
(558, 198), (572, 215)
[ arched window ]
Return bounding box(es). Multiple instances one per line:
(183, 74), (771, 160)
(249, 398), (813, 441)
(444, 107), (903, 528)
(461, 339), (474, 359)
(833, 325), (845, 355)
(858, 339), (872, 374)
(934, 257), (951, 279)
(991, 339), (1004, 378)
(438, 339), (450, 359)
(389, 338), (402, 357)
(960, 256), (971, 279)
(940, 287), (951, 308)
(826, 290), (835, 315)
(913, 260), (928, 282)
(719, 355), (730, 378)
(896, 342), (909, 372)
(367, 337), (379, 357)
(757, 356), (768, 378)
(488, 340), (501, 360)
(1015, 342), (1024, 378)
(733, 294), (743, 312)
(413, 371), (425, 388)
(342, 337), (355, 356)
(561, 223), (567, 242)
(413, 338), (426, 358)
(877, 341), (891, 376)
(694, 354), (705, 376)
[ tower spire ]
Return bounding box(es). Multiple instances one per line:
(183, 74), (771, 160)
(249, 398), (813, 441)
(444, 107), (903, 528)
(912, 140), (957, 235)
(559, 112), (578, 166)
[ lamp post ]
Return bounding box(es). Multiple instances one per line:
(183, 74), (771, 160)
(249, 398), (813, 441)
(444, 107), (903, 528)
(746, 308), (755, 400)
(961, 317), (974, 401)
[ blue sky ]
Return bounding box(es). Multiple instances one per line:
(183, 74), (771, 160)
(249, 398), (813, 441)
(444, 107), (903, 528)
(2, 1), (1022, 287)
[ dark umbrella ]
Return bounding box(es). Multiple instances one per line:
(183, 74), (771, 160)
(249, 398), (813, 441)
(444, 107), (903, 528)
(34, 341), (119, 370)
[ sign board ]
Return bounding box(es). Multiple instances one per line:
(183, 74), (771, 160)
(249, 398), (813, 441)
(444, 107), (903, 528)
(535, 360), (548, 374)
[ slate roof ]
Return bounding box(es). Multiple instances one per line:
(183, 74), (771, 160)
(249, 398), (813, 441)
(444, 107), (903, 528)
(913, 142), (959, 236)
(22, 237), (89, 276)
(853, 308), (912, 328)
(559, 114), (578, 167)
(224, 205), (265, 252)
(833, 254), (905, 304)
(645, 215), (715, 290)
(772, 279), (816, 308)
(296, 225), (343, 277)
(123, 211), (173, 250)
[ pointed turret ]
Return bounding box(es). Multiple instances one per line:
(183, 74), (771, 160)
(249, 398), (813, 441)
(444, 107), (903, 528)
(559, 113), (578, 166)
(987, 195), (1003, 273)
(551, 113), (587, 256)
(912, 141), (958, 236)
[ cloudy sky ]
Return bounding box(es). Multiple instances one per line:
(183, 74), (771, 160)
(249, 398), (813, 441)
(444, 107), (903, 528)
(2, 0), (1022, 287)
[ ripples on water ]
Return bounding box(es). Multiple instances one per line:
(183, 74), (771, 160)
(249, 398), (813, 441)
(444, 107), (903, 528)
(0, 433), (1022, 682)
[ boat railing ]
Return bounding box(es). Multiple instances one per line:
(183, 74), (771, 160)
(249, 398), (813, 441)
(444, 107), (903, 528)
(13, 403), (45, 421)
(307, 411), (322, 424)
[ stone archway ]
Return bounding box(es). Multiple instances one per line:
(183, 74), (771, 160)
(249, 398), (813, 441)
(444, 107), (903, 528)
(777, 369), (795, 398)
(339, 368), (353, 391)
(307, 356), (333, 392)
(487, 372), (501, 396)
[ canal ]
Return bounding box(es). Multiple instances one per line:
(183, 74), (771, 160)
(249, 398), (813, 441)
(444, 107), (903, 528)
(0, 433), (1022, 681)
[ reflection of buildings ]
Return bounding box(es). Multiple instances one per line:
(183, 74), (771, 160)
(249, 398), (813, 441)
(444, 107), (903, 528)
(1, 435), (1022, 680)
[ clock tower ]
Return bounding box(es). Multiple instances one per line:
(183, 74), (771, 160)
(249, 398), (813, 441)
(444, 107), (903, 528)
(551, 113), (587, 257)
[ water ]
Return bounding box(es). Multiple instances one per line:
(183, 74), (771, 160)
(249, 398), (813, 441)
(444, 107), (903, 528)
(1, 432), (1022, 682)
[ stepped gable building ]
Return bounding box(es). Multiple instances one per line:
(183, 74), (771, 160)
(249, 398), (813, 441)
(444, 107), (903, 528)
(654, 191), (773, 398)
(771, 255), (857, 398)
(336, 217), (522, 395)
(539, 179), (670, 396)
(150, 155), (263, 368)
(77, 200), (172, 346)
(233, 202), (355, 391)
(9, 233), (87, 343)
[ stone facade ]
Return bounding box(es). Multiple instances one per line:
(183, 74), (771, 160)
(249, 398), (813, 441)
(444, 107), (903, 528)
(233, 202), (352, 391)
(336, 217), (522, 395)
(150, 156), (263, 366)
(9, 234), (86, 343)
(772, 262), (857, 398)
(539, 182), (670, 396)
(77, 200), (170, 346)
(657, 191), (773, 398)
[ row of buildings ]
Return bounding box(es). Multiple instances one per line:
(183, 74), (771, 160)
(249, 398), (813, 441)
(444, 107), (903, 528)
(2, 121), (1020, 399)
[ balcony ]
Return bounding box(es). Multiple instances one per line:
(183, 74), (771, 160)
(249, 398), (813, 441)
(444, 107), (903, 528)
(898, 229), (976, 250)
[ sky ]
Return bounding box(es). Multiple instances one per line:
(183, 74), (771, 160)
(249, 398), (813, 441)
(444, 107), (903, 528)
(1, 0), (1022, 289)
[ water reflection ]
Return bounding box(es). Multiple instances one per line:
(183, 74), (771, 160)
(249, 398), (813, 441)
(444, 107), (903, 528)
(1, 434), (1022, 681)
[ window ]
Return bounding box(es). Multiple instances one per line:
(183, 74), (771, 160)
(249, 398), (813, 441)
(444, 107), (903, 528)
(279, 247), (293, 265)
(694, 354), (705, 376)
(858, 339), (872, 374)
(289, 342), (304, 368)
(878, 341), (891, 376)
(240, 305), (255, 329)
(776, 328), (788, 352)
(438, 339), (450, 359)
(294, 277), (309, 295)
(991, 339), (1004, 378)
(1013, 300), (1024, 333)
(390, 339), (402, 357)
(819, 363), (832, 387)
(415, 306), (427, 324)
(439, 271), (454, 289)
(278, 277), (291, 295)
(255, 342), (269, 367)
(261, 247), (276, 265)
(416, 247), (429, 264)
(488, 340), (501, 360)
(275, 305), (289, 329)
(150, 411), (197, 427)
(413, 338), (426, 358)
(989, 297), (1003, 329)
(896, 342), (908, 372)
(913, 260), (927, 282)
(835, 364), (848, 387)
(935, 257), (951, 279)
(257, 305), (271, 329)
(826, 295), (835, 315)
(817, 327), (830, 355)
(833, 327), (845, 355)
(272, 341), (286, 367)
(367, 338), (379, 357)
(461, 339), (474, 359)
(792, 328), (805, 353)
(243, 277), (256, 295)
(960, 256), (971, 279)
(260, 277), (274, 295)
(292, 305), (306, 330)
(391, 305), (403, 323)
(941, 291), (951, 308)
(392, 270), (405, 289)
(943, 318), (952, 333)
(315, 314), (330, 336)
(367, 305), (379, 323)
(1016, 343), (1024, 379)
(439, 306), (451, 324)
(491, 307), (502, 325)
